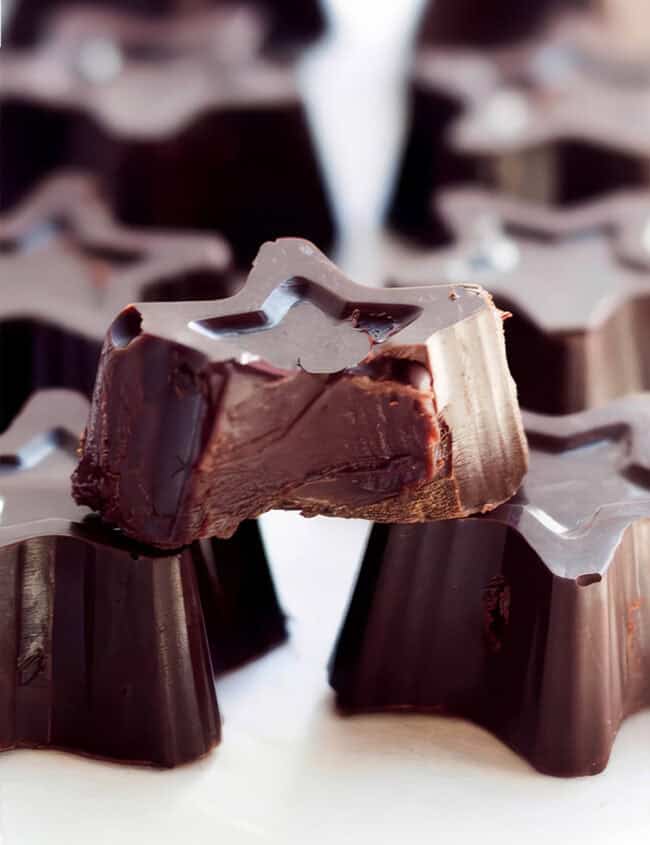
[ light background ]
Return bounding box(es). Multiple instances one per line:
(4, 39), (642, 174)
(1, 1), (650, 842)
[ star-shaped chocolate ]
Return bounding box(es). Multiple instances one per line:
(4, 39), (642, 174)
(73, 237), (528, 545)
(0, 387), (287, 764)
(0, 389), (219, 766)
(388, 14), (650, 240)
(0, 171), (235, 430)
(330, 393), (650, 776)
(386, 187), (650, 412)
(0, 5), (335, 263)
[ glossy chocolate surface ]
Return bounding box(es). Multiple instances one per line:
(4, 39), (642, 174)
(388, 14), (650, 242)
(330, 395), (650, 777)
(386, 188), (650, 413)
(0, 172), (235, 431)
(6, 0), (326, 50)
(0, 6), (335, 263)
(73, 237), (527, 545)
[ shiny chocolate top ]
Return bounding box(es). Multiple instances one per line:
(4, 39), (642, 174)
(486, 395), (650, 578)
(112, 237), (495, 373)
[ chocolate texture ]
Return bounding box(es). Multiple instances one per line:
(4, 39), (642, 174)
(389, 15), (650, 243)
(0, 171), (236, 432)
(0, 388), (287, 764)
(330, 395), (650, 777)
(386, 188), (650, 414)
(6, 0), (326, 50)
(72, 237), (528, 546)
(0, 5), (335, 264)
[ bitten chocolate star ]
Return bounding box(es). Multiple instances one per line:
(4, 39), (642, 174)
(0, 388), (287, 764)
(330, 394), (650, 777)
(0, 171), (234, 430)
(0, 4), (335, 262)
(73, 237), (528, 546)
(387, 187), (650, 413)
(388, 15), (650, 241)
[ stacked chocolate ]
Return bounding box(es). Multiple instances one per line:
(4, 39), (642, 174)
(327, 0), (650, 778)
(0, 0), (338, 766)
(0, 389), (286, 765)
(3, 0), (650, 780)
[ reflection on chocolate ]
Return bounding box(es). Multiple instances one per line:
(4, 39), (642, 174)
(0, 6), (335, 264)
(330, 395), (650, 777)
(6, 0), (326, 50)
(388, 21), (650, 242)
(386, 187), (650, 414)
(0, 172), (235, 432)
(73, 237), (527, 546)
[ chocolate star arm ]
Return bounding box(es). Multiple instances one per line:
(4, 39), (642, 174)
(330, 394), (650, 776)
(72, 237), (528, 546)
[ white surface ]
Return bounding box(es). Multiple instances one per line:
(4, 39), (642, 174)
(1, 1), (649, 843)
